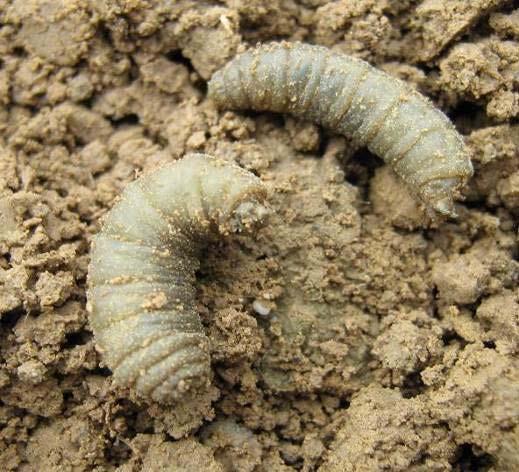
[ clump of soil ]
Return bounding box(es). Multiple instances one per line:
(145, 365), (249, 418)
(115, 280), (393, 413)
(0, 0), (518, 471)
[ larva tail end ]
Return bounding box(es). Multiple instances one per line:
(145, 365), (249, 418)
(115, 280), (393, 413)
(431, 197), (458, 219)
(419, 178), (463, 219)
(207, 72), (225, 107)
(151, 373), (211, 405)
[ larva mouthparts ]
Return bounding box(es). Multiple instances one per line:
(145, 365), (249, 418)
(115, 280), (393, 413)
(208, 41), (474, 218)
(87, 153), (268, 403)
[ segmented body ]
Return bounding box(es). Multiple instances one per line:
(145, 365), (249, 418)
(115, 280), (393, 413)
(87, 154), (267, 403)
(208, 41), (473, 217)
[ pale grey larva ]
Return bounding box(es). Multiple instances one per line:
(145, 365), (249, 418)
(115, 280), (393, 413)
(208, 41), (474, 217)
(87, 154), (268, 403)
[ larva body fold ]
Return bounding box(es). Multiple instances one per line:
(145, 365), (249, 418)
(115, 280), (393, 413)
(87, 154), (268, 403)
(208, 42), (473, 217)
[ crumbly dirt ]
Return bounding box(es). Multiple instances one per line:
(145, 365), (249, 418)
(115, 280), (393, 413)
(0, 0), (518, 471)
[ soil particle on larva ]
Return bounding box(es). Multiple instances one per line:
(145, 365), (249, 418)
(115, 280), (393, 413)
(0, 1), (518, 471)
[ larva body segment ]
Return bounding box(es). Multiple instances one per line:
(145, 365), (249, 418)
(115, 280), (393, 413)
(208, 42), (473, 217)
(87, 154), (268, 403)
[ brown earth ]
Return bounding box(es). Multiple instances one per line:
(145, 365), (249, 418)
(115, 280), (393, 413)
(0, 0), (518, 471)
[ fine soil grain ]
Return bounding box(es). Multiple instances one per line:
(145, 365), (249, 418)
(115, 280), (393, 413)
(0, 0), (518, 471)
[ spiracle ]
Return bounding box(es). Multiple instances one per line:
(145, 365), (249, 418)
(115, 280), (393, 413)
(87, 153), (268, 403)
(208, 41), (473, 217)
